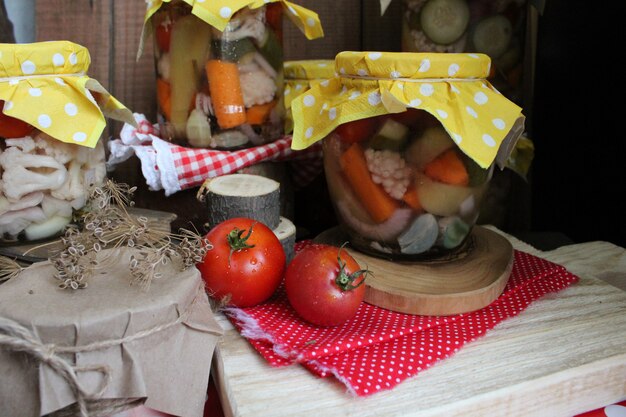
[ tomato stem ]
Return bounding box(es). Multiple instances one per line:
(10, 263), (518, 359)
(335, 243), (369, 292)
(227, 223), (256, 264)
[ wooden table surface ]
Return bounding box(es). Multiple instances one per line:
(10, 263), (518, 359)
(211, 227), (626, 417)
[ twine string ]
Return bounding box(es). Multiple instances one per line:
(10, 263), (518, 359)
(0, 72), (86, 83)
(339, 73), (486, 83)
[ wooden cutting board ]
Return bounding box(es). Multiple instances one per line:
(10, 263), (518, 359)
(315, 226), (514, 316)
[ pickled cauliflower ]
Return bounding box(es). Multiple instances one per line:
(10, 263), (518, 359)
(238, 63), (277, 107)
(217, 7), (266, 44)
(364, 149), (412, 199)
(0, 132), (106, 240)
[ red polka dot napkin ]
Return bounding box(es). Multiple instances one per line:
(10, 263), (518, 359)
(573, 399), (626, 417)
(224, 243), (580, 397)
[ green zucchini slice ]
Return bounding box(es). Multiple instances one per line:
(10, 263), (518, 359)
(420, 0), (470, 45)
(471, 14), (513, 58)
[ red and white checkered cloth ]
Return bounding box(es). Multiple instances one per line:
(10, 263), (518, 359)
(107, 114), (323, 196)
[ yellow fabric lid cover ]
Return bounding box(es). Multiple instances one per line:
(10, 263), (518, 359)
(284, 59), (334, 134)
(284, 59), (334, 111)
(143, 0), (324, 45)
(0, 41), (135, 148)
(291, 51), (525, 169)
(285, 59), (335, 80)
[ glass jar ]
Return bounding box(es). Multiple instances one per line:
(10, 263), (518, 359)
(291, 51), (524, 260)
(284, 59), (334, 134)
(0, 41), (135, 243)
(401, 0), (528, 104)
(144, 0), (324, 149)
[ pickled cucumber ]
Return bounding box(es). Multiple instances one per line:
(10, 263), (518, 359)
(420, 0), (470, 45)
(213, 38), (256, 63)
(437, 216), (470, 249)
(471, 15), (512, 58)
(405, 126), (455, 169)
(169, 14), (212, 138)
(461, 152), (492, 187)
(258, 29), (283, 72)
(415, 172), (475, 217)
(369, 118), (409, 151)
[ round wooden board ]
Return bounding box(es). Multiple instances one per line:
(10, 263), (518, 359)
(315, 226), (514, 316)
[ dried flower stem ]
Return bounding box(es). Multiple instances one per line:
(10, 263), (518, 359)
(52, 180), (211, 291)
(0, 256), (25, 282)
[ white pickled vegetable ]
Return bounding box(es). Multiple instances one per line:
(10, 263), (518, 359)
(0, 133), (106, 241)
(157, 52), (171, 81)
(0, 146), (67, 200)
(186, 109), (212, 148)
(0, 196), (9, 216)
(239, 62), (277, 107)
(397, 213), (438, 254)
(0, 207), (46, 237)
(24, 215), (71, 241)
(364, 148), (412, 200)
(41, 195), (73, 219)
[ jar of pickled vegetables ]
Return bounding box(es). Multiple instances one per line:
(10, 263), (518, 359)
(143, 0), (324, 149)
(291, 51), (524, 260)
(284, 59), (334, 134)
(0, 41), (135, 243)
(400, 0), (528, 103)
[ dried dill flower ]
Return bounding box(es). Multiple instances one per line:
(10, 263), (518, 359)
(0, 256), (25, 282)
(52, 180), (209, 291)
(175, 228), (213, 269)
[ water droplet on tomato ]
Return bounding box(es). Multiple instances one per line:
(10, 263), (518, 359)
(250, 258), (258, 265)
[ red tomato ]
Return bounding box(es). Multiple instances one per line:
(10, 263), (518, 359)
(285, 244), (368, 327)
(155, 21), (172, 53)
(0, 101), (33, 138)
(198, 218), (285, 308)
(333, 117), (380, 144)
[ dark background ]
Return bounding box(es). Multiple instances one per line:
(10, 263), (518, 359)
(529, 0), (625, 248)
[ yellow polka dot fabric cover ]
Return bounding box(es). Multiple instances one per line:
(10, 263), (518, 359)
(143, 0), (324, 44)
(284, 59), (334, 134)
(291, 51), (525, 169)
(0, 41), (135, 148)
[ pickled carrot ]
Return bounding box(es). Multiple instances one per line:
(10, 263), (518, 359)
(340, 143), (400, 223)
(246, 100), (276, 125)
(402, 185), (422, 211)
(156, 78), (172, 121)
(205, 60), (247, 129)
(423, 148), (469, 186)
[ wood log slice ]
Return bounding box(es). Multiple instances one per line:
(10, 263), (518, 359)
(200, 174), (281, 230)
(237, 161), (294, 221)
(273, 216), (296, 264)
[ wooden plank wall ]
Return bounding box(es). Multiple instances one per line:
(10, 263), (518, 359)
(35, 0), (402, 128)
(33, 0), (403, 234)
(33, 1), (530, 238)
(35, 0), (156, 135)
